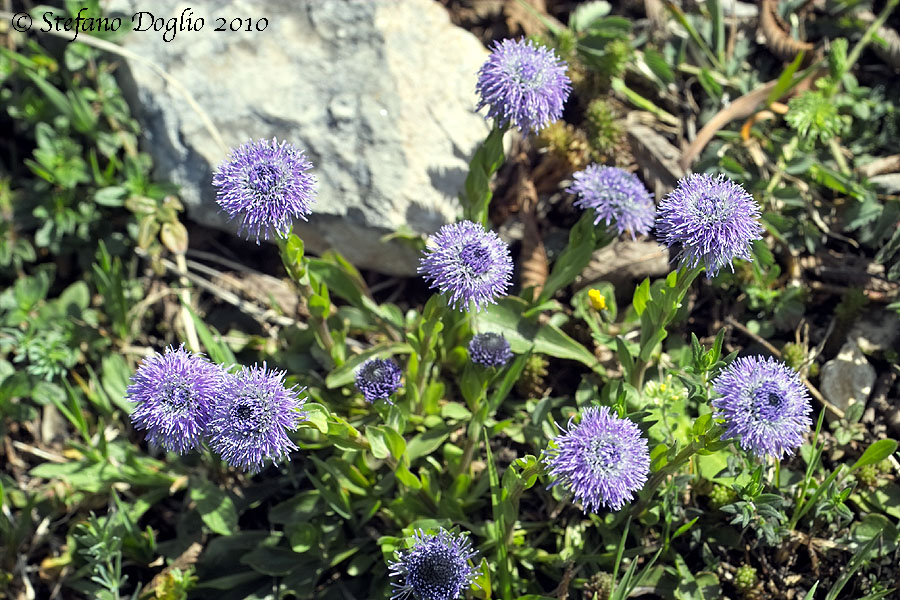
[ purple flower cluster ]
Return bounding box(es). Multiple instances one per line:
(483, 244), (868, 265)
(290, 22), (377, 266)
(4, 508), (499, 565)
(127, 347), (305, 473)
(213, 138), (317, 243)
(568, 165), (656, 239)
(712, 355), (812, 459)
(468, 332), (513, 367)
(355, 358), (403, 403)
(418, 220), (513, 312)
(388, 529), (479, 600)
(127, 345), (223, 455)
(208, 363), (305, 473)
(544, 406), (650, 512)
(476, 38), (571, 133)
(655, 173), (763, 276)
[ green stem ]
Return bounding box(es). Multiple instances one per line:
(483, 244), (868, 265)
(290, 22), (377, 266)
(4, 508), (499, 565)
(630, 266), (704, 390)
(463, 124), (507, 227)
(501, 462), (543, 547)
(845, 0), (900, 73)
(629, 425), (725, 519)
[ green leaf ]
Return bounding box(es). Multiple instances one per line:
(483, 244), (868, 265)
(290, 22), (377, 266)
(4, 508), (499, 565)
(366, 426), (406, 460)
(538, 212), (598, 305)
(407, 426), (452, 462)
(190, 479), (238, 536)
(242, 546), (301, 576)
(568, 0), (611, 32)
(182, 304), (236, 365)
(851, 439), (898, 472)
(301, 402), (329, 433)
(441, 402), (472, 421)
(615, 336), (635, 378)
(633, 278), (650, 316)
(768, 54), (807, 109)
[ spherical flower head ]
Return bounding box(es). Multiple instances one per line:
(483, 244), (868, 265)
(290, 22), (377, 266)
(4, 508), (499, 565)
(568, 165), (656, 239)
(355, 358), (403, 403)
(468, 332), (513, 367)
(544, 406), (650, 512)
(475, 38), (571, 133)
(127, 345), (224, 455)
(711, 355), (812, 459)
(418, 220), (513, 312)
(655, 173), (763, 276)
(388, 529), (480, 600)
(212, 138), (317, 243)
(208, 363), (306, 473)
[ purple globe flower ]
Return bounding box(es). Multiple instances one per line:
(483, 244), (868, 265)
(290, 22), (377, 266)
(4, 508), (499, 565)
(544, 406), (650, 512)
(568, 165), (656, 239)
(655, 173), (763, 276)
(212, 138), (317, 243)
(475, 38), (571, 133)
(208, 363), (306, 473)
(355, 358), (403, 404)
(388, 529), (479, 600)
(711, 355), (812, 459)
(468, 332), (513, 367)
(127, 345), (224, 454)
(418, 220), (513, 312)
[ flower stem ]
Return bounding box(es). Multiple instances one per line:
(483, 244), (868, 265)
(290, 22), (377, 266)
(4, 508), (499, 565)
(630, 266), (704, 391)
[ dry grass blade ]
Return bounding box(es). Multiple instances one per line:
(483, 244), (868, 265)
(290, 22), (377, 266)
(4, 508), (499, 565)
(759, 0), (815, 62)
(679, 80), (777, 170)
(511, 157), (549, 297)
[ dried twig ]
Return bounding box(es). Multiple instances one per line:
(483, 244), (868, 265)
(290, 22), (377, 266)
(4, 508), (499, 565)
(724, 316), (843, 419)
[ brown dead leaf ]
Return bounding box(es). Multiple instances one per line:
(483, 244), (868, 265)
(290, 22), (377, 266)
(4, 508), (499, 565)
(504, 0), (549, 36)
(511, 156), (549, 296)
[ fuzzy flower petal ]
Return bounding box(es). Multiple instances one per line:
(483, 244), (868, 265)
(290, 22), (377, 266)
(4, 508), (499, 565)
(476, 38), (571, 133)
(655, 173), (763, 276)
(209, 363), (306, 473)
(544, 406), (650, 512)
(127, 345), (224, 454)
(388, 529), (480, 600)
(213, 138), (317, 243)
(355, 358), (403, 404)
(568, 165), (656, 238)
(418, 220), (513, 312)
(712, 355), (812, 459)
(468, 333), (513, 367)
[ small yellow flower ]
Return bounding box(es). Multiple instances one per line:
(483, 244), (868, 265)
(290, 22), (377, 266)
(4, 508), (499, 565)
(588, 289), (607, 311)
(659, 384), (667, 392)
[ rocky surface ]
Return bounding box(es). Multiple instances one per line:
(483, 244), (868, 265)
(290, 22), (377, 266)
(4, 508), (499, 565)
(820, 341), (877, 413)
(111, 0), (489, 275)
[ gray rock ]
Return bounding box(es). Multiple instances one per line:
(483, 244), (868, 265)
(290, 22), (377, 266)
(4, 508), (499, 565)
(111, 0), (489, 275)
(820, 341), (877, 413)
(849, 310), (900, 354)
(869, 173), (900, 194)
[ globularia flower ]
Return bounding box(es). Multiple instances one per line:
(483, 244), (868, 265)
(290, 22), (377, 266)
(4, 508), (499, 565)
(209, 363), (306, 473)
(475, 38), (571, 133)
(355, 358), (403, 403)
(711, 355), (812, 459)
(544, 406), (650, 512)
(655, 173), (763, 276)
(418, 220), (513, 312)
(568, 165), (656, 238)
(212, 138), (317, 243)
(468, 332), (513, 367)
(388, 529), (479, 600)
(127, 345), (224, 454)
